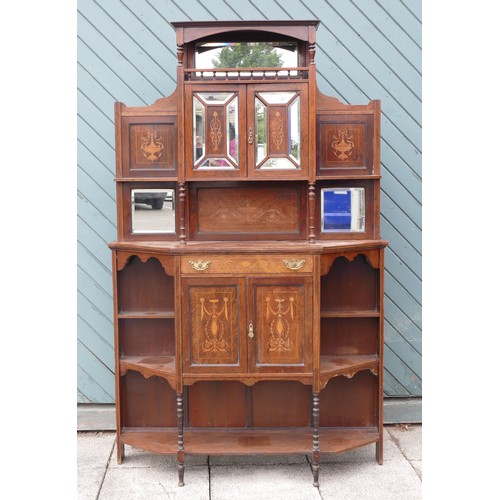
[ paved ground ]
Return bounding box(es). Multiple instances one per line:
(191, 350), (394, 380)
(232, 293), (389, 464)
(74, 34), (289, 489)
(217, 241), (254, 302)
(78, 424), (421, 499)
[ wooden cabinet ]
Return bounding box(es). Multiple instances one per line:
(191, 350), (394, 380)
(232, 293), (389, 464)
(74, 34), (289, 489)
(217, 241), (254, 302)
(109, 20), (387, 488)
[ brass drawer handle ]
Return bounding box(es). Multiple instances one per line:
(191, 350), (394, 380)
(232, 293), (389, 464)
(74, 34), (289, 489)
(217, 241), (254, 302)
(283, 259), (305, 271)
(248, 322), (254, 339)
(188, 259), (211, 271)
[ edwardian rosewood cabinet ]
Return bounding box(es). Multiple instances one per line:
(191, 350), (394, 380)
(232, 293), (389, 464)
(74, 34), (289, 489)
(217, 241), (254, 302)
(109, 20), (387, 487)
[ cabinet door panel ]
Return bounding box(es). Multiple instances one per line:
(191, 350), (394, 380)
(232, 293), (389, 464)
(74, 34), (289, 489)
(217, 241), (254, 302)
(186, 85), (247, 179)
(182, 278), (247, 373)
(248, 84), (309, 179)
(249, 277), (312, 372)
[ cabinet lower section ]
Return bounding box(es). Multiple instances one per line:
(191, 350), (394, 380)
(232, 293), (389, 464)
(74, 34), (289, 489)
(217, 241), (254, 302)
(111, 242), (386, 487)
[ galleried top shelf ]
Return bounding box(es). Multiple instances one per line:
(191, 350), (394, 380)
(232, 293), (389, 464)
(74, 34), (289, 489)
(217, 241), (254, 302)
(172, 20), (320, 78)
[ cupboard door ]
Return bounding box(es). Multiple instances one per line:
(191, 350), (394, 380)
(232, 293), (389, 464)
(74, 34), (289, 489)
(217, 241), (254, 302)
(248, 277), (312, 373)
(186, 85), (247, 179)
(248, 83), (309, 179)
(182, 277), (247, 373)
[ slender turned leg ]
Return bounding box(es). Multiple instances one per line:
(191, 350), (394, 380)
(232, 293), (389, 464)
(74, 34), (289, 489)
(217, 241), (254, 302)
(312, 392), (320, 487)
(177, 393), (185, 486)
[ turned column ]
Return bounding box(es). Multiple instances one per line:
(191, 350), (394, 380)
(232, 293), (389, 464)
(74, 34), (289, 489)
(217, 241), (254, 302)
(312, 391), (320, 487)
(177, 393), (185, 486)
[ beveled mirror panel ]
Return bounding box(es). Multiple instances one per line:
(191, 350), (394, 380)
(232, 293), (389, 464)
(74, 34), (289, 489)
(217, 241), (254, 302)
(193, 91), (239, 169)
(131, 189), (175, 234)
(254, 92), (300, 170)
(321, 188), (365, 232)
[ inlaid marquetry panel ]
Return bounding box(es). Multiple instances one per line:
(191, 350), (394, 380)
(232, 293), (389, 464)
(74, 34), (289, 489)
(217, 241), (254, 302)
(324, 124), (364, 165)
(269, 106), (287, 155)
(207, 107), (225, 155)
(122, 118), (177, 177)
(317, 115), (374, 176)
(250, 278), (312, 373)
(190, 183), (305, 240)
(183, 278), (246, 373)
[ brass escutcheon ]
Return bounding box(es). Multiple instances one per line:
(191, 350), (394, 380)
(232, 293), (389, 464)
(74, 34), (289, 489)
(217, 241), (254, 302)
(248, 322), (254, 339)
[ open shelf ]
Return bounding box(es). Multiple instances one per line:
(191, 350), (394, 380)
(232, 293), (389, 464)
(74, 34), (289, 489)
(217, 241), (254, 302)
(319, 355), (378, 389)
(118, 311), (175, 319)
(120, 356), (176, 387)
(120, 426), (379, 455)
(320, 310), (379, 318)
(121, 428), (178, 454)
(318, 427), (379, 453)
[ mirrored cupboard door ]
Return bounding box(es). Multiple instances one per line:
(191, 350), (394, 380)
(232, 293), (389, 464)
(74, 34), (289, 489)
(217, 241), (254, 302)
(185, 83), (308, 180)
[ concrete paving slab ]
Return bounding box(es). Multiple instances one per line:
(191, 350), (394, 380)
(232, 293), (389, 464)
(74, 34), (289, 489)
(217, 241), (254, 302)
(99, 465), (209, 500)
(412, 459), (422, 480)
(318, 459), (421, 500)
(112, 443), (208, 468)
(386, 424), (422, 461)
(78, 466), (106, 500)
(77, 425), (422, 499)
(78, 432), (115, 500)
(210, 464), (321, 500)
(77, 431), (115, 469)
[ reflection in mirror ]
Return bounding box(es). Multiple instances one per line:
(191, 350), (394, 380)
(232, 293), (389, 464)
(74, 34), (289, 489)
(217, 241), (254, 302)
(289, 97), (300, 163)
(194, 97), (205, 163)
(258, 92), (295, 105)
(193, 92), (239, 170)
(321, 188), (365, 232)
(227, 98), (238, 164)
(260, 158), (299, 169)
(195, 41), (298, 69)
(255, 98), (267, 164)
(131, 189), (175, 234)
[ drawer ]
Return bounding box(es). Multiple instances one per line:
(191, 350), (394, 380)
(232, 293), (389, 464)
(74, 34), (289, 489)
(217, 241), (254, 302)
(181, 254), (313, 274)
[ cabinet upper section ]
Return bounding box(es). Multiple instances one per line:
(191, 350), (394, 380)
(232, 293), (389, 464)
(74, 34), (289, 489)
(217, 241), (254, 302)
(114, 20), (380, 183)
(112, 21), (382, 243)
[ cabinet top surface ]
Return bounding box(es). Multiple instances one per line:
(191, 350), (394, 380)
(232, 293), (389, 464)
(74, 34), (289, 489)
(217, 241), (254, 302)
(171, 20), (320, 29)
(109, 239), (388, 254)
(171, 20), (319, 45)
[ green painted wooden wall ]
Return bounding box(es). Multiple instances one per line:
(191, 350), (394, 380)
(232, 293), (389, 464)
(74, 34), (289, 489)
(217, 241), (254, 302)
(77, 0), (422, 403)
